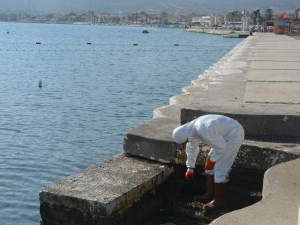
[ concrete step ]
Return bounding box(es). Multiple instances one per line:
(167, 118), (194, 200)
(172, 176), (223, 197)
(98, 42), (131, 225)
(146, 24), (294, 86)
(181, 107), (300, 139)
(40, 154), (173, 225)
(123, 116), (300, 171)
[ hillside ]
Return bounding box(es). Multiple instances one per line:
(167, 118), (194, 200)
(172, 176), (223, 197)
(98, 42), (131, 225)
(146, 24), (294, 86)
(0, 0), (298, 14)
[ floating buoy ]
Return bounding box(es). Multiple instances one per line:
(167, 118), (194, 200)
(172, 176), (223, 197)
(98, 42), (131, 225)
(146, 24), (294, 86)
(38, 80), (42, 88)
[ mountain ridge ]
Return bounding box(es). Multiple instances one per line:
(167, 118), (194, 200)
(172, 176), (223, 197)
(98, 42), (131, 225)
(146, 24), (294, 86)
(0, 0), (298, 14)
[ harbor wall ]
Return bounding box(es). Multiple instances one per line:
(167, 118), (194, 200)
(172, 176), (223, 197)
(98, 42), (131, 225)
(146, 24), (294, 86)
(40, 33), (300, 225)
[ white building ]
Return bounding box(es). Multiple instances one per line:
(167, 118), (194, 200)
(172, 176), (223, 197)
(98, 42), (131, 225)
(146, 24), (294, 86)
(192, 16), (212, 26)
(241, 9), (251, 31)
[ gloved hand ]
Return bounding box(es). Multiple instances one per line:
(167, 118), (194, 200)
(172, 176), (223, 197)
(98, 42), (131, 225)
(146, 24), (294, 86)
(204, 159), (216, 170)
(185, 168), (194, 181)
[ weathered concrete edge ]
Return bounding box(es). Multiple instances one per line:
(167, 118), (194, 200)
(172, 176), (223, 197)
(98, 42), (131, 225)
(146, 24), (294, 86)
(39, 154), (174, 221)
(181, 107), (300, 139)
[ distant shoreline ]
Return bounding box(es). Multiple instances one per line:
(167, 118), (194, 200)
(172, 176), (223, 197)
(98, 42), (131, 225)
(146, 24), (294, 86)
(185, 27), (232, 35)
(186, 27), (300, 40)
(0, 20), (186, 29)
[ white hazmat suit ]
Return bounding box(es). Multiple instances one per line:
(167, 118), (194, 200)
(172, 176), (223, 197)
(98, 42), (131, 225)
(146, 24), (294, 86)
(173, 114), (244, 183)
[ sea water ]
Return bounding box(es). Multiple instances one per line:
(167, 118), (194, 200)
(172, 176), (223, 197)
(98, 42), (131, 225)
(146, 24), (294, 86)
(0, 22), (242, 225)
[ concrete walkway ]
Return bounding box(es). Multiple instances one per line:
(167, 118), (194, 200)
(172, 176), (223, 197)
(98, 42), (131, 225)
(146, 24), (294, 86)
(209, 33), (300, 225)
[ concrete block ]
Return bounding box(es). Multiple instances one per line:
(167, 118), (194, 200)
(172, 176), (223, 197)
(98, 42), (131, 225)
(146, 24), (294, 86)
(123, 115), (300, 172)
(181, 108), (300, 139)
(245, 82), (300, 104)
(250, 61), (300, 70)
(40, 154), (173, 225)
(195, 140), (300, 171)
(123, 117), (187, 165)
(235, 140), (300, 170)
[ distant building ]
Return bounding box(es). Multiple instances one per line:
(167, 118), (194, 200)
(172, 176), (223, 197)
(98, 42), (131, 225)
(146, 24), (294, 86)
(191, 16), (211, 26)
(292, 9), (300, 34)
(241, 9), (251, 31)
(295, 9), (300, 19)
(224, 10), (245, 30)
(225, 11), (243, 23)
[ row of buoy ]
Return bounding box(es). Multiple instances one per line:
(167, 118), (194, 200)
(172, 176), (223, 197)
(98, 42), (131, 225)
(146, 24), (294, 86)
(133, 43), (179, 46)
(1, 48), (189, 53)
(35, 42), (93, 45)
(26, 42), (181, 46)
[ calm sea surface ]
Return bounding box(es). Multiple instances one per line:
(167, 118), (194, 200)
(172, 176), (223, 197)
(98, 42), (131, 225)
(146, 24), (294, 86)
(0, 22), (242, 225)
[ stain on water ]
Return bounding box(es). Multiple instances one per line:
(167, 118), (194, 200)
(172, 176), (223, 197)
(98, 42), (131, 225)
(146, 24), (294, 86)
(0, 22), (243, 225)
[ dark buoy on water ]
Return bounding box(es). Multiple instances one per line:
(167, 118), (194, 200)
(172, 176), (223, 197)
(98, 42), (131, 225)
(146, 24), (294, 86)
(38, 80), (42, 88)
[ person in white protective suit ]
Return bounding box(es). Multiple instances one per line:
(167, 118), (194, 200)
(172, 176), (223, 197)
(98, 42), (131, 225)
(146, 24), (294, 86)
(172, 114), (244, 210)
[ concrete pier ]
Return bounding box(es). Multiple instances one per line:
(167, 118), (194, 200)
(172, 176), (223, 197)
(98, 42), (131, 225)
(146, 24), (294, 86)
(126, 33), (300, 225)
(40, 33), (300, 225)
